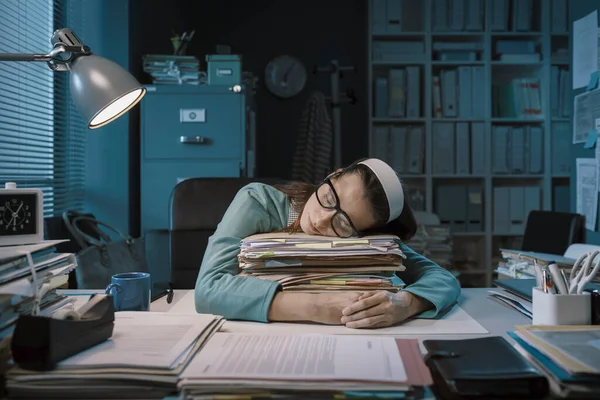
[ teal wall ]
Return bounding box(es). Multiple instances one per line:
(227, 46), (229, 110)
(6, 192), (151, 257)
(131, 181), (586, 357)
(80, 0), (132, 235)
(570, 0), (600, 244)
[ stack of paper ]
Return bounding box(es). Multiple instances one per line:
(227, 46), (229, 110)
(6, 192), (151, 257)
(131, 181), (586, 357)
(178, 333), (433, 399)
(6, 312), (224, 399)
(510, 325), (600, 397)
(496, 249), (580, 281)
(0, 240), (76, 342)
(405, 224), (453, 269)
(142, 54), (202, 85)
(238, 233), (406, 292)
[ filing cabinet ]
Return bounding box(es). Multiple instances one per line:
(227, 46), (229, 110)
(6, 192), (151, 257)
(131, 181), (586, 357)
(140, 85), (254, 231)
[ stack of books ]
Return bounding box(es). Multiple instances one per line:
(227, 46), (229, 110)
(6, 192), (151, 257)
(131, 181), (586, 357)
(238, 232), (406, 292)
(142, 54), (202, 85)
(6, 312), (224, 399)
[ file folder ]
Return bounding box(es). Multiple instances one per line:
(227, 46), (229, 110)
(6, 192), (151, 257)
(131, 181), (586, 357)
(470, 122), (486, 174)
(433, 123), (455, 174)
(455, 122), (470, 174)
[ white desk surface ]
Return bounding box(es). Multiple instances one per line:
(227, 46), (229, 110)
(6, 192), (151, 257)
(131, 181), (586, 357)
(146, 287), (530, 340)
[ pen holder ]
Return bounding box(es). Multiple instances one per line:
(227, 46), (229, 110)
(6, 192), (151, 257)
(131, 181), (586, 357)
(532, 287), (591, 325)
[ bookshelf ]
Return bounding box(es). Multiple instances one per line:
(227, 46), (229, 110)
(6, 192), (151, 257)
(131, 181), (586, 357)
(367, 0), (572, 287)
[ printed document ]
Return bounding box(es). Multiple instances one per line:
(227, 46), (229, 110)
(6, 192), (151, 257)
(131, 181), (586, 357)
(573, 9), (598, 89)
(576, 158), (598, 231)
(181, 333), (408, 383)
(573, 90), (600, 144)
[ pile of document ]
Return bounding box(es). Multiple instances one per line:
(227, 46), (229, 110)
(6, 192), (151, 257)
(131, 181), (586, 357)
(178, 333), (433, 399)
(0, 240), (76, 344)
(496, 249), (579, 280)
(238, 233), (406, 292)
(143, 54), (202, 85)
(511, 325), (600, 397)
(405, 224), (453, 269)
(6, 312), (224, 399)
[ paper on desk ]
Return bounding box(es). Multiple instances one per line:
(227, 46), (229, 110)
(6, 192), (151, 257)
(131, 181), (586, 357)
(576, 158), (598, 231)
(180, 333), (408, 382)
(169, 291), (488, 334)
(488, 290), (532, 319)
(573, 10), (598, 89)
(59, 312), (219, 369)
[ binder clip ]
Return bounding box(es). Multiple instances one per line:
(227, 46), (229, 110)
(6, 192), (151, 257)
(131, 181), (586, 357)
(11, 294), (115, 371)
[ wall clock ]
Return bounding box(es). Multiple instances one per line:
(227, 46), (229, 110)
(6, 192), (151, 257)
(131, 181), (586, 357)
(264, 55), (307, 98)
(0, 182), (44, 246)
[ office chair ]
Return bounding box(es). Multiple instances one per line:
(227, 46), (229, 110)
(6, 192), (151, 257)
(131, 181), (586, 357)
(168, 177), (284, 289)
(521, 210), (585, 255)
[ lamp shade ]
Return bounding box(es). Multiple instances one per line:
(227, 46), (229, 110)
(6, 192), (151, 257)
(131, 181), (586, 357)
(69, 54), (146, 129)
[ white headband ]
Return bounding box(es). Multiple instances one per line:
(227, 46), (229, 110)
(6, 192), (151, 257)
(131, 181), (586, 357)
(358, 158), (404, 223)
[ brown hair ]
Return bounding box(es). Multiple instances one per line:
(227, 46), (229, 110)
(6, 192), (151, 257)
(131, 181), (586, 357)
(274, 159), (418, 241)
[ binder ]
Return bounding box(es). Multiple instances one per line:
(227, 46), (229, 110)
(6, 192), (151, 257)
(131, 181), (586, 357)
(433, 0), (449, 31)
(452, 185), (468, 232)
(465, 0), (483, 31)
(492, 126), (510, 174)
(527, 126), (543, 174)
(390, 126), (407, 173)
(551, 0), (567, 33)
(509, 127), (525, 174)
(467, 185), (483, 232)
(523, 186), (541, 223)
(436, 185), (455, 228)
(509, 187), (525, 234)
(471, 66), (485, 118)
(405, 66), (421, 118)
(551, 123), (570, 174)
(449, 0), (465, 31)
(470, 122), (486, 175)
(432, 75), (443, 117)
(371, 0), (387, 35)
(513, 0), (533, 32)
(406, 125), (424, 173)
(494, 187), (510, 233)
(550, 67), (560, 117)
(433, 123), (455, 174)
(374, 77), (388, 118)
(490, 0), (509, 31)
(455, 122), (470, 174)
(372, 125), (390, 162)
(388, 69), (406, 117)
(441, 69), (458, 117)
(385, 0), (402, 34)
(458, 66), (472, 118)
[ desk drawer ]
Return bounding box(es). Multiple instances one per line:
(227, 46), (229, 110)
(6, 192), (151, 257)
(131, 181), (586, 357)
(142, 93), (243, 160)
(141, 160), (241, 230)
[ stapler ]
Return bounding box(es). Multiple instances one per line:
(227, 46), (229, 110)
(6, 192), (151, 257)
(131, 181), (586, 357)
(11, 294), (115, 371)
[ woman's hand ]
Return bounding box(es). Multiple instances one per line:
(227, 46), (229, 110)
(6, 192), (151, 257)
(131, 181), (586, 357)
(309, 292), (363, 325)
(340, 291), (431, 329)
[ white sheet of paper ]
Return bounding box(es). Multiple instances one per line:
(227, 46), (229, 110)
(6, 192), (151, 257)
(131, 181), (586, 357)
(170, 290), (487, 334)
(573, 90), (600, 144)
(576, 158), (599, 231)
(59, 312), (217, 369)
(180, 333), (407, 383)
(573, 10), (598, 89)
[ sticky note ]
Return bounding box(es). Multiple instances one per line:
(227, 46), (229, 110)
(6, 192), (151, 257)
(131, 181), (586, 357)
(584, 130), (598, 148)
(588, 71), (599, 91)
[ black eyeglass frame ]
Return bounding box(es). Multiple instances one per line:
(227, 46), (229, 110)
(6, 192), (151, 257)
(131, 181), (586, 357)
(315, 175), (360, 238)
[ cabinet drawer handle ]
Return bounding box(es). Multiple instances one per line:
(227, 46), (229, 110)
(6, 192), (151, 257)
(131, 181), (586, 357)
(180, 136), (212, 145)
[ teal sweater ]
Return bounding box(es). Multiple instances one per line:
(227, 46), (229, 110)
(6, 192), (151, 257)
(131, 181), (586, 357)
(195, 183), (461, 322)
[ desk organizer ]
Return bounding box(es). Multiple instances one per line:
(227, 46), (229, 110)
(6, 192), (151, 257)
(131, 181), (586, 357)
(532, 287), (591, 325)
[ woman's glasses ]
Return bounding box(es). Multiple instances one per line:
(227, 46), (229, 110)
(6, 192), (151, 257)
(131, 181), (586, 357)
(315, 177), (359, 238)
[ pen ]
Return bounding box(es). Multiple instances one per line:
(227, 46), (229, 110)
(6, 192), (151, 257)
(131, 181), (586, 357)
(548, 262), (568, 294)
(533, 260), (543, 288)
(560, 269), (570, 293)
(542, 269), (548, 293)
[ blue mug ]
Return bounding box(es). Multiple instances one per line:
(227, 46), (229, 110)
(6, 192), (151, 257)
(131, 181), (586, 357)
(104, 272), (151, 311)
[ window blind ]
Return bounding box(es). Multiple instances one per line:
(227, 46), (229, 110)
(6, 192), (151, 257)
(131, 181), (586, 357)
(0, 0), (86, 217)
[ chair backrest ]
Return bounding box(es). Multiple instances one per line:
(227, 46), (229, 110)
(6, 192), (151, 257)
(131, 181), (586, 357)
(168, 177), (284, 289)
(521, 210), (585, 255)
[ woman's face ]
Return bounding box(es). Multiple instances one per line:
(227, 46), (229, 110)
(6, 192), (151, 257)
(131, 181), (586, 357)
(299, 172), (377, 236)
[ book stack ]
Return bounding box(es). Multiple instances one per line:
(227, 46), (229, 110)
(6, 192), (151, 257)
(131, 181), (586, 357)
(238, 232), (406, 292)
(6, 312), (224, 399)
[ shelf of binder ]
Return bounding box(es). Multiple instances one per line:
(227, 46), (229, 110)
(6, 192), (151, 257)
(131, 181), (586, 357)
(142, 54), (202, 85)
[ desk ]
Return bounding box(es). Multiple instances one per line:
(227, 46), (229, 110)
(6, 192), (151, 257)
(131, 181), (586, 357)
(144, 288), (530, 340)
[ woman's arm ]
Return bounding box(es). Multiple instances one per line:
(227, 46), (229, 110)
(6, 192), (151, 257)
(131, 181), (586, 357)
(195, 184), (283, 322)
(397, 242), (461, 318)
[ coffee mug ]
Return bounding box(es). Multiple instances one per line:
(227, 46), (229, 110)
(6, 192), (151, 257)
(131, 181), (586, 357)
(104, 272), (151, 311)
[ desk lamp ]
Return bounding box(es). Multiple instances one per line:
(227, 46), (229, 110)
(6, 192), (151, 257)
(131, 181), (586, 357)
(0, 28), (146, 129)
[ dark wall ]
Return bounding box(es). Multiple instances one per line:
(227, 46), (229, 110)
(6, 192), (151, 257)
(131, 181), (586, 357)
(128, 0), (368, 180)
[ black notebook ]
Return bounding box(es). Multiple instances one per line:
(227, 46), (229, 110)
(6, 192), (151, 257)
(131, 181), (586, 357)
(422, 336), (548, 399)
